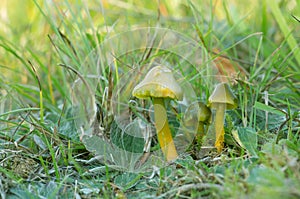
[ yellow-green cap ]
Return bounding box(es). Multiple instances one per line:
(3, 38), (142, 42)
(132, 65), (183, 101)
(208, 83), (237, 109)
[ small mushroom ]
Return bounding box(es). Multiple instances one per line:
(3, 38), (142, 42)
(132, 66), (183, 161)
(183, 102), (211, 149)
(208, 83), (237, 152)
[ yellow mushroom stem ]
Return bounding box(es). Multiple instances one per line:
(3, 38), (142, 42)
(213, 103), (226, 152)
(153, 97), (178, 161)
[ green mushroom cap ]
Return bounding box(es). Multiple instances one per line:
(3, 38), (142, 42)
(208, 83), (237, 109)
(183, 102), (211, 127)
(132, 65), (183, 101)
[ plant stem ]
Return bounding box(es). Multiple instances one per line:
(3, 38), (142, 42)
(196, 122), (205, 149)
(214, 104), (226, 152)
(153, 97), (178, 161)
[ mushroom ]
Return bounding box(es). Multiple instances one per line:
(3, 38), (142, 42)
(183, 102), (211, 149)
(208, 83), (237, 152)
(132, 65), (183, 161)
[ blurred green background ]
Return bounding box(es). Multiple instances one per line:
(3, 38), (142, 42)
(1, 0), (300, 82)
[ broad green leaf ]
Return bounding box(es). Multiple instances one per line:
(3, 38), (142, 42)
(247, 167), (285, 187)
(232, 127), (257, 156)
(114, 172), (142, 191)
(110, 121), (145, 153)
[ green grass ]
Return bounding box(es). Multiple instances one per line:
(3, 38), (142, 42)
(1, 0), (300, 198)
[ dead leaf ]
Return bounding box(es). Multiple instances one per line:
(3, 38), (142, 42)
(212, 49), (247, 84)
(159, 3), (169, 17)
